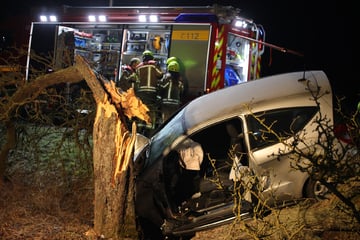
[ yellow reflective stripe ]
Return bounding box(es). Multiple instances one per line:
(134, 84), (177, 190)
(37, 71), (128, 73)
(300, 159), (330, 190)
(211, 26), (225, 90)
(211, 75), (220, 89)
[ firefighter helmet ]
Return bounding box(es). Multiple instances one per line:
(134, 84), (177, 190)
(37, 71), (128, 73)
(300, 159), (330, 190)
(167, 61), (180, 73)
(166, 56), (178, 65)
(142, 50), (153, 57)
(142, 50), (154, 61)
(130, 57), (140, 65)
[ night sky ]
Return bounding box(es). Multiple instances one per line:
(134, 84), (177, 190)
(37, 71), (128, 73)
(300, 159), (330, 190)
(1, 0), (357, 106)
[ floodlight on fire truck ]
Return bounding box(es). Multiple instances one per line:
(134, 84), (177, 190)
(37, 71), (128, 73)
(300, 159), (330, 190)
(138, 15), (159, 23)
(98, 15), (107, 22)
(234, 20), (247, 28)
(88, 15), (107, 22)
(149, 15), (159, 22)
(138, 15), (147, 22)
(39, 15), (58, 22)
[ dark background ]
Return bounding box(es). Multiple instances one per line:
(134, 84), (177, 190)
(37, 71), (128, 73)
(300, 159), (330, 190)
(1, 0), (357, 107)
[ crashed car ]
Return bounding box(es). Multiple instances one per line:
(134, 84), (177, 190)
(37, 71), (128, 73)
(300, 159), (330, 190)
(133, 70), (334, 239)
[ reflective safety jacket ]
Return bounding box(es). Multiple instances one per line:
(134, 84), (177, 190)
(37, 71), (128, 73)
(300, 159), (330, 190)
(158, 72), (184, 105)
(136, 60), (163, 93)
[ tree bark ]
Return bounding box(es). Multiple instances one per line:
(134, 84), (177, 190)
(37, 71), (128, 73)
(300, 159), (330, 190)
(74, 55), (149, 239)
(0, 121), (16, 185)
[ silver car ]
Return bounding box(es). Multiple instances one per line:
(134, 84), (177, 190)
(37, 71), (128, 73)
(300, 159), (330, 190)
(133, 70), (333, 239)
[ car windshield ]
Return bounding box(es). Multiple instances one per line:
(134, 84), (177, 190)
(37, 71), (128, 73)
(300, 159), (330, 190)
(148, 109), (185, 165)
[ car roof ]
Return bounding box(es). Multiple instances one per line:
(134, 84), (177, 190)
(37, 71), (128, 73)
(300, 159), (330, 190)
(182, 70), (332, 134)
(146, 70), (332, 167)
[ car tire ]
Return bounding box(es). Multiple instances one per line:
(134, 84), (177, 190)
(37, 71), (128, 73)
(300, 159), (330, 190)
(304, 178), (329, 200)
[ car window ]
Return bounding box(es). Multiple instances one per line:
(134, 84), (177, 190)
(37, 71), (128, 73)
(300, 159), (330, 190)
(162, 117), (246, 206)
(246, 106), (319, 150)
(189, 117), (246, 172)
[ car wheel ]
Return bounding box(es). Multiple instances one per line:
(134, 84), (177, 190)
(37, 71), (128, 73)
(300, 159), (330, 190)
(304, 179), (329, 200)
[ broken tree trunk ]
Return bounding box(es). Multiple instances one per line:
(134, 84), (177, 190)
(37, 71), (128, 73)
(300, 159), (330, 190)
(74, 55), (150, 239)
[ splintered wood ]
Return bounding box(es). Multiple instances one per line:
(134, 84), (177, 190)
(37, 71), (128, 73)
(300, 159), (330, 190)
(75, 55), (151, 125)
(74, 55), (150, 185)
(113, 121), (137, 184)
(103, 80), (151, 124)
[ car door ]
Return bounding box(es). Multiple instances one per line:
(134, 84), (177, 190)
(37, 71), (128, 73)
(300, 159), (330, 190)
(244, 106), (320, 202)
(161, 116), (255, 236)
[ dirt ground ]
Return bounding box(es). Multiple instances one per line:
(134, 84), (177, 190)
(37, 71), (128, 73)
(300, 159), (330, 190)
(0, 175), (94, 240)
(1, 171), (359, 240)
(1, 178), (360, 240)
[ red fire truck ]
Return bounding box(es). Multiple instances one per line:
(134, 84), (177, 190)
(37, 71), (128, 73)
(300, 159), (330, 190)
(27, 4), (265, 103)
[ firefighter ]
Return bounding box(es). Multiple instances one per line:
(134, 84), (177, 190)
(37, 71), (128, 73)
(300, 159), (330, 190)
(136, 50), (164, 135)
(117, 57), (140, 91)
(158, 61), (184, 122)
(166, 56), (178, 66)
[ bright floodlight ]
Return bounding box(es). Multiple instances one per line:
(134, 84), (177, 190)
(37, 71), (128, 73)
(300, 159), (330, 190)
(138, 15), (146, 22)
(98, 15), (107, 22)
(49, 15), (57, 22)
(149, 15), (158, 22)
(88, 15), (96, 22)
(40, 15), (48, 22)
(234, 20), (247, 28)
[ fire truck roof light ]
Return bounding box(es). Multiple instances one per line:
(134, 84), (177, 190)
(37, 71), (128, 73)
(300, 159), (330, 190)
(49, 15), (57, 22)
(149, 15), (159, 22)
(234, 20), (247, 28)
(39, 15), (48, 22)
(39, 15), (58, 22)
(138, 15), (147, 22)
(87, 15), (106, 22)
(88, 15), (96, 22)
(98, 15), (107, 22)
(137, 15), (159, 23)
